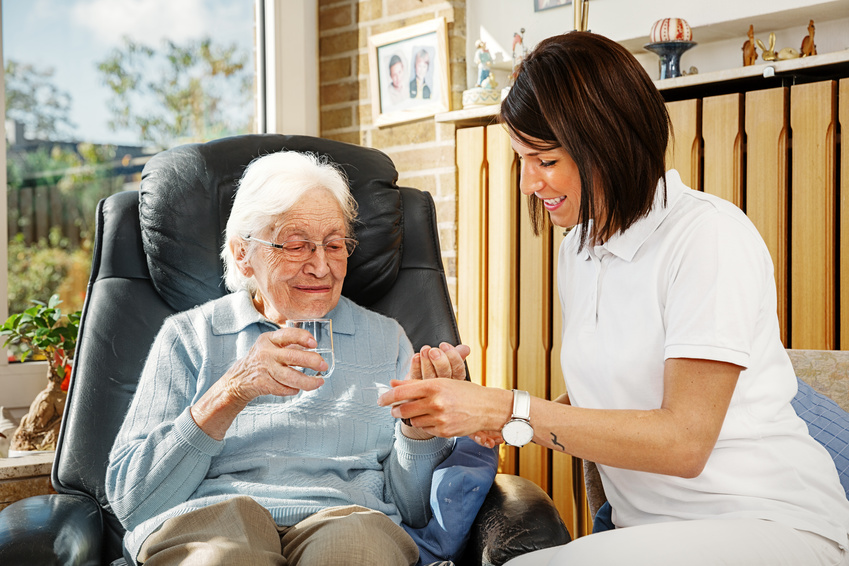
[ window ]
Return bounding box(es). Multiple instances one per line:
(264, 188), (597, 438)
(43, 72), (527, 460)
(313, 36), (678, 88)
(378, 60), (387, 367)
(1, 0), (318, 409)
(0, 0), (264, 406)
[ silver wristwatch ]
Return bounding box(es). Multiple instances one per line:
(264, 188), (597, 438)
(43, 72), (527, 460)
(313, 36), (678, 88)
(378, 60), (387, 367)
(501, 389), (534, 447)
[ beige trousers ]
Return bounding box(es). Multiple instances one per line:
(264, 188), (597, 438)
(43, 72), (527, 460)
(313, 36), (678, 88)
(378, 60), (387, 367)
(137, 496), (420, 566)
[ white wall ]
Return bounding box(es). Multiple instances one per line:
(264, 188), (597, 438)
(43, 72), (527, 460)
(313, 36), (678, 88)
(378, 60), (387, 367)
(262, 0), (319, 135)
(466, 0), (849, 86)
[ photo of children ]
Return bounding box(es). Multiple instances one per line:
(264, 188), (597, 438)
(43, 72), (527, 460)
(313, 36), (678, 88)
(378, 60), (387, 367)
(369, 18), (449, 126)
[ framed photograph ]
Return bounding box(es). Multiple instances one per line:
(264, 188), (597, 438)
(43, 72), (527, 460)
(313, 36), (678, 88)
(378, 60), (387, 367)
(534, 0), (571, 11)
(368, 17), (450, 127)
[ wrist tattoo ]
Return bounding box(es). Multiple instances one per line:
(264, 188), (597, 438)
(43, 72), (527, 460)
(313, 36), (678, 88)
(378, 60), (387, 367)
(551, 433), (565, 451)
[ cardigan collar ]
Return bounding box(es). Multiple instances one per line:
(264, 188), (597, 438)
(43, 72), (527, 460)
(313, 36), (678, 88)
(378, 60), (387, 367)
(211, 289), (356, 336)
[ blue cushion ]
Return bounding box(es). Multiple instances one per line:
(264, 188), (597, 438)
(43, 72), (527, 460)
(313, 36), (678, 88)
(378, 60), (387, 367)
(791, 378), (849, 499)
(403, 436), (499, 565)
(593, 501), (614, 533)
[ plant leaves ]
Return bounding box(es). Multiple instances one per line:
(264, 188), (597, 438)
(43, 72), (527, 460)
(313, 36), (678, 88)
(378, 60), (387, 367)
(3, 295), (81, 368)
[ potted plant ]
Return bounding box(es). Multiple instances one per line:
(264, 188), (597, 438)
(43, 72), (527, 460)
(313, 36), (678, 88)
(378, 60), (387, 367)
(1, 294), (80, 452)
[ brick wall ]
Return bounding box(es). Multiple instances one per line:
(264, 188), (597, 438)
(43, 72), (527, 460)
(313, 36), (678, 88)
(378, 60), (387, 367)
(318, 0), (465, 306)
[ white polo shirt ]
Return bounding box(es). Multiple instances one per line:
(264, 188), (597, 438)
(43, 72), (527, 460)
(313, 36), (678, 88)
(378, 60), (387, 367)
(558, 169), (849, 546)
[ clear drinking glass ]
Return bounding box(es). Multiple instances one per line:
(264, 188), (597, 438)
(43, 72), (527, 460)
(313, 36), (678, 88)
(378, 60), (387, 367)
(284, 318), (335, 378)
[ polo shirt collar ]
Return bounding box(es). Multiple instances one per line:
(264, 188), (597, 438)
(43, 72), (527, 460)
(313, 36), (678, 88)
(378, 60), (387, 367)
(586, 170), (686, 262)
(211, 289), (356, 336)
(325, 297), (356, 335)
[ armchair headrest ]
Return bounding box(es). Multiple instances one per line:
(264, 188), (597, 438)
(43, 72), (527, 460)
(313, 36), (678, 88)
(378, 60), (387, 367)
(139, 134), (403, 313)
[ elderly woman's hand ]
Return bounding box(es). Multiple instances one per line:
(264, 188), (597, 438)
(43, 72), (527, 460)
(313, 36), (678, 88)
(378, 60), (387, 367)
(390, 343), (474, 440)
(225, 327), (329, 401)
(406, 342), (472, 379)
(190, 327), (327, 440)
(409, 343), (470, 381)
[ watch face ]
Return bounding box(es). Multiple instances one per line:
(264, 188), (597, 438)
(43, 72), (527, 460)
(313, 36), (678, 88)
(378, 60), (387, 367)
(503, 419), (534, 447)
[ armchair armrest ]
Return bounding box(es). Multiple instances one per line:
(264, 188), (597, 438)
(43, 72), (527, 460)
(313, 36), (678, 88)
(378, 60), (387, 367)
(463, 473), (571, 565)
(583, 459), (608, 519)
(0, 494), (104, 565)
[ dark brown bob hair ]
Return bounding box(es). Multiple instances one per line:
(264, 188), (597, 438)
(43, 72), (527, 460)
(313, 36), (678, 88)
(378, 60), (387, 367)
(500, 32), (670, 248)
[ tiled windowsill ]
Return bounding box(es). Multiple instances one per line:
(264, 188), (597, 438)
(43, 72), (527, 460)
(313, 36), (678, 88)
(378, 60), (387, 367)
(0, 451), (55, 511)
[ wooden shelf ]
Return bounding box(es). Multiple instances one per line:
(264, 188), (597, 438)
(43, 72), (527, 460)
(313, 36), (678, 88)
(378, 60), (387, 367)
(435, 102), (501, 127)
(437, 49), (849, 125)
(657, 49), (849, 101)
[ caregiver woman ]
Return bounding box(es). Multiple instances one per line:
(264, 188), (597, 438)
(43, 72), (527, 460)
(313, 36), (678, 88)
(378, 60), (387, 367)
(380, 31), (849, 565)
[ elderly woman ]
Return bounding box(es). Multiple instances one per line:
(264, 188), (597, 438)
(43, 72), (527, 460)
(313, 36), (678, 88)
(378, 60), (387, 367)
(106, 151), (470, 566)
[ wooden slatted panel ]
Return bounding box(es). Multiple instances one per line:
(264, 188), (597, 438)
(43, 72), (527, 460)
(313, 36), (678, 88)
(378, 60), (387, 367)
(486, 124), (520, 474)
(745, 88), (789, 345)
(456, 126), (487, 384)
(840, 79), (849, 351)
(548, 228), (590, 537)
(790, 80), (837, 350)
(666, 99), (701, 190)
(549, 229), (567, 405)
(549, 228), (574, 533)
(517, 182), (552, 490)
(552, 450), (585, 540)
(702, 93), (743, 207)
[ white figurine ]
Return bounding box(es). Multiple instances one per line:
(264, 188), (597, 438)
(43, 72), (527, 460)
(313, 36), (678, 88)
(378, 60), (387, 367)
(511, 29), (527, 85)
(474, 40), (494, 87)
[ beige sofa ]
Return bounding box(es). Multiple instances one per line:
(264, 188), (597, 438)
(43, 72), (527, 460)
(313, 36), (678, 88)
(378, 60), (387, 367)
(584, 348), (849, 519)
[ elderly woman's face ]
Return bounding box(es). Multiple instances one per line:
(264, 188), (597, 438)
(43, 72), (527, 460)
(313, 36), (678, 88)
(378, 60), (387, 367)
(242, 189), (347, 325)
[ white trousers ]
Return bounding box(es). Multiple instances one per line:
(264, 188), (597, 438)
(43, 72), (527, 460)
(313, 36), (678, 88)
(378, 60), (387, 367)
(504, 519), (848, 566)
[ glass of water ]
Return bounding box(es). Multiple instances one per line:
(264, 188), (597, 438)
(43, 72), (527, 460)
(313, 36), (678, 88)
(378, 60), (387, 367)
(284, 318), (335, 378)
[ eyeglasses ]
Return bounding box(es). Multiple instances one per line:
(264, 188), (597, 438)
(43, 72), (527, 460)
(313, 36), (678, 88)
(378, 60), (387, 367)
(244, 235), (358, 262)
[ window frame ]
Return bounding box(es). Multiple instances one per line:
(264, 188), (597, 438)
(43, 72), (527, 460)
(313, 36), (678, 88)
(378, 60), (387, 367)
(0, 0), (318, 407)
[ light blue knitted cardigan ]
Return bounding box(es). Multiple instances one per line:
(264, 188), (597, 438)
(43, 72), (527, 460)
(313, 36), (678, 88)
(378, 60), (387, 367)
(106, 290), (453, 559)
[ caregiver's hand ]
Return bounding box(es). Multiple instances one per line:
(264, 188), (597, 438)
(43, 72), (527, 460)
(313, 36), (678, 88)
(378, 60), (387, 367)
(381, 378), (513, 441)
(396, 343), (471, 440)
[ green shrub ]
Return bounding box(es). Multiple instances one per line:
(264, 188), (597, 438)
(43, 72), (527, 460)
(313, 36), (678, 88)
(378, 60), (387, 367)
(0, 294), (80, 382)
(7, 229), (91, 319)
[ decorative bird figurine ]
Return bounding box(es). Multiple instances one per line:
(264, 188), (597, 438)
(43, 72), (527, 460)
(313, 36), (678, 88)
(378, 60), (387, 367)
(742, 25), (757, 66)
(801, 20), (816, 57)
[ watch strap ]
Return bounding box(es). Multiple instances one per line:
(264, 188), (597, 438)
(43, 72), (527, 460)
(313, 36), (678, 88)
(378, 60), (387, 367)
(512, 389), (531, 421)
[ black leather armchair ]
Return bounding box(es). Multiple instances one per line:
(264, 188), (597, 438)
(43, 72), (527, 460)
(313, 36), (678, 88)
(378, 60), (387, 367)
(0, 135), (570, 566)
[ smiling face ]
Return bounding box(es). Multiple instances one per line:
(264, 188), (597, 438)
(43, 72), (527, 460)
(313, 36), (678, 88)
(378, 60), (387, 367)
(415, 55), (428, 80)
(390, 61), (404, 89)
(234, 188), (347, 325)
(511, 134), (583, 229)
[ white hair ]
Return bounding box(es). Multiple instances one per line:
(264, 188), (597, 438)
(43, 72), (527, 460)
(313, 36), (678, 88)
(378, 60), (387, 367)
(221, 151), (357, 293)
